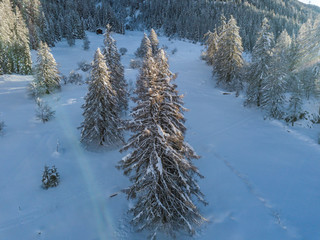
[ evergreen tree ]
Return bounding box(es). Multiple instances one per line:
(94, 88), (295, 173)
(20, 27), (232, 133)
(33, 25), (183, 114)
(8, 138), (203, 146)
(33, 42), (60, 95)
(260, 29), (292, 119)
(204, 29), (219, 66)
(102, 24), (128, 113)
(286, 77), (304, 126)
(312, 63), (320, 99)
(295, 20), (315, 100)
(80, 48), (124, 147)
(214, 15), (244, 91)
(246, 18), (274, 107)
(118, 47), (206, 238)
(149, 28), (159, 55)
(135, 33), (152, 58)
(42, 165), (60, 189)
(12, 6), (32, 74)
(0, 0), (32, 75)
(83, 33), (90, 50)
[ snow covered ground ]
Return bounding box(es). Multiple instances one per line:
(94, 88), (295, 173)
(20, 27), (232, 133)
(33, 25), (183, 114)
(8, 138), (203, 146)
(0, 31), (320, 240)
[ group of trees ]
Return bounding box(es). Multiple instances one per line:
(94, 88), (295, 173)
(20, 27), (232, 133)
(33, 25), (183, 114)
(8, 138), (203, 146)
(204, 15), (320, 124)
(0, 0), (32, 75)
(122, 0), (320, 51)
(204, 15), (244, 93)
(2, 0), (319, 75)
(246, 17), (320, 122)
(80, 26), (127, 148)
(79, 29), (206, 238)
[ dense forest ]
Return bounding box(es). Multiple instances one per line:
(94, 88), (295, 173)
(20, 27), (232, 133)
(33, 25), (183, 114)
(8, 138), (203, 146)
(2, 0), (320, 53)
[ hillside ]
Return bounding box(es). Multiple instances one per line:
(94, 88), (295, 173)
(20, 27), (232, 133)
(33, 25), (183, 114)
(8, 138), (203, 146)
(5, 0), (320, 51)
(0, 31), (320, 240)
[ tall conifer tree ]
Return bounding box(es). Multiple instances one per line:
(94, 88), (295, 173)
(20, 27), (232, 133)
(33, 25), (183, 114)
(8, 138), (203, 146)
(246, 18), (274, 107)
(102, 24), (128, 113)
(33, 41), (60, 95)
(135, 33), (152, 58)
(261, 30), (292, 119)
(149, 28), (159, 55)
(204, 29), (219, 66)
(214, 15), (244, 91)
(119, 46), (205, 238)
(80, 48), (124, 147)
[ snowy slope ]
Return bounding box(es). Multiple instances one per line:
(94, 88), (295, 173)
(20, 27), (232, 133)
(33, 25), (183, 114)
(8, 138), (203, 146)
(0, 31), (320, 240)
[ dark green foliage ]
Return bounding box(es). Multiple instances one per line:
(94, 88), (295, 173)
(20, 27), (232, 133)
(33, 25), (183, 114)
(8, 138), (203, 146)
(0, 121), (5, 134)
(119, 47), (127, 56)
(118, 0), (320, 51)
(42, 165), (60, 189)
(83, 34), (90, 50)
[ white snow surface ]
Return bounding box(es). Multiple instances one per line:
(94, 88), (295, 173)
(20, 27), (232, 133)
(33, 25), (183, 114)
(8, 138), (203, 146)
(0, 31), (320, 240)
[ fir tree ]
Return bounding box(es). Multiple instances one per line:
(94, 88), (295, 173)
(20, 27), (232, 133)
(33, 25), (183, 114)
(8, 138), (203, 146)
(149, 28), (159, 55)
(33, 42), (60, 95)
(246, 18), (274, 107)
(80, 48), (124, 147)
(12, 6), (32, 74)
(102, 25), (128, 113)
(286, 77), (304, 126)
(204, 29), (219, 66)
(260, 29), (292, 119)
(83, 33), (90, 50)
(135, 33), (152, 58)
(118, 47), (206, 238)
(214, 15), (244, 91)
(42, 165), (60, 189)
(35, 97), (55, 123)
(0, 0), (32, 75)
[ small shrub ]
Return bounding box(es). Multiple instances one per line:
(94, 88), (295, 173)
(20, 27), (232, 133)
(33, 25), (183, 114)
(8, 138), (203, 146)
(119, 47), (128, 56)
(27, 81), (41, 98)
(68, 70), (83, 85)
(61, 74), (68, 85)
(67, 36), (75, 47)
(83, 35), (90, 50)
(162, 45), (168, 50)
(130, 59), (142, 69)
(42, 165), (60, 189)
(171, 47), (178, 55)
(0, 121), (4, 134)
(77, 61), (92, 72)
(36, 98), (55, 123)
(284, 111), (308, 126)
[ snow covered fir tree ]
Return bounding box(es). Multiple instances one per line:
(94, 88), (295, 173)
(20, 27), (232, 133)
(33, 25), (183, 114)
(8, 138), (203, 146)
(0, 0), (32, 75)
(149, 28), (159, 55)
(118, 41), (206, 238)
(42, 165), (60, 189)
(102, 24), (128, 113)
(31, 41), (61, 96)
(214, 15), (244, 91)
(80, 48), (124, 148)
(245, 18), (275, 107)
(135, 33), (152, 58)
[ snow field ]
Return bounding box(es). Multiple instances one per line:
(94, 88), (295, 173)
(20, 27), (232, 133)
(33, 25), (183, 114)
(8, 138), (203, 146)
(0, 31), (319, 239)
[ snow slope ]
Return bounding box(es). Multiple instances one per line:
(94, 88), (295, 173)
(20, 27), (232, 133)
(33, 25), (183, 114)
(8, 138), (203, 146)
(0, 31), (320, 240)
